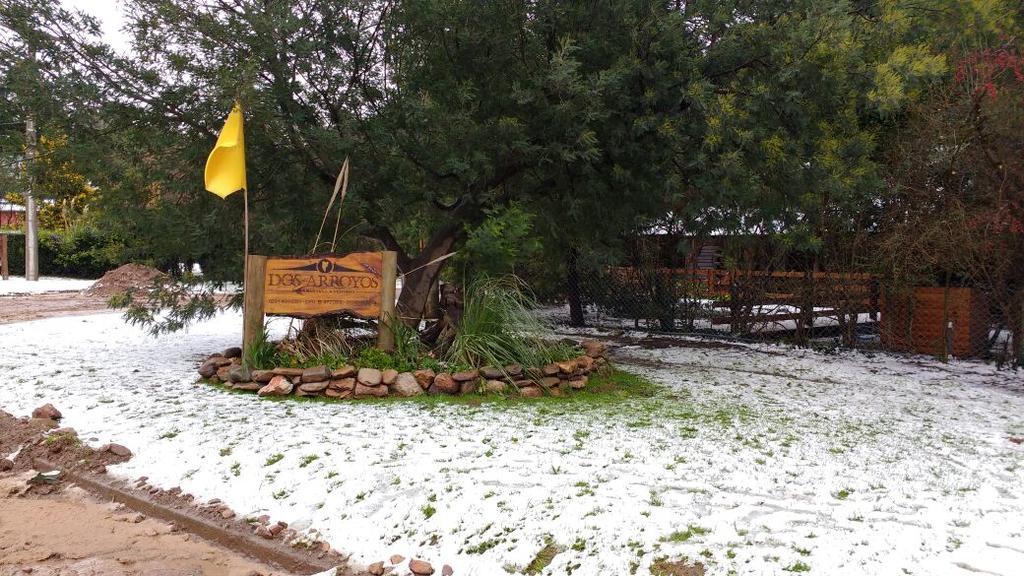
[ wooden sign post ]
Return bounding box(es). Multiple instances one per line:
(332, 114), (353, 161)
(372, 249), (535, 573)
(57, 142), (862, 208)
(242, 251), (398, 356)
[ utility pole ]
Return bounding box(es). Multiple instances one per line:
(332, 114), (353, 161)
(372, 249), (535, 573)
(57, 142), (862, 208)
(24, 112), (38, 281)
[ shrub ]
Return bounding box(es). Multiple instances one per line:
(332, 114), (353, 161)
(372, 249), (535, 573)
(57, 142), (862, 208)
(445, 275), (578, 368)
(4, 225), (122, 278)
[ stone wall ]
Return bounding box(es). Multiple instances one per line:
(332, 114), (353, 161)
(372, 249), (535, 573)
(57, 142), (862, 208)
(197, 341), (610, 400)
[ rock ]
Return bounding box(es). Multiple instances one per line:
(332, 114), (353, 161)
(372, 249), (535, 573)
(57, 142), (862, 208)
(391, 373), (423, 397)
(381, 369), (399, 385)
(582, 340), (606, 358)
(431, 373), (458, 394)
(29, 417), (59, 430)
(513, 379), (534, 388)
(390, 554), (406, 565)
(459, 379), (478, 395)
(538, 376), (561, 388)
(480, 366), (504, 379)
(269, 522), (286, 536)
(556, 360), (577, 374)
(357, 368), (383, 386)
(520, 386), (543, 398)
(220, 508), (235, 519)
(290, 376), (302, 385)
(328, 378), (356, 391)
(413, 369), (436, 389)
(32, 403), (62, 421)
(255, 525), (274, 539)
(451, 369), (479, 382)
(410, 559), (434, 575)
(298, 381), (329, 394)
(549, 387), (564, 397)
(232, 382), (262, 392)
(198, 359), (220, 378)
(331, 365), (356, 378)
(228, 365), (252, 383)
(301, 366), (331, 383)
(484, 379), (506, 393)
(354, 383), (388, 398)
(104, 443), (132, 458)
(569, 376), (588, 389)
(368, 561), (385, 576)
(541, 364), (560, 376)
(216, 366), (232, 382)
(504, 364), (523, 377)
(223, 346), (243, 358)
(325, 388), (352, 399)
(258, 375), (294, 396)
(251, 369), (275, 383)
(442, 565), (453, 576)
(271, 367), (304, 377)
(0, 458), (12, 471)
(575, 356), (594, 372)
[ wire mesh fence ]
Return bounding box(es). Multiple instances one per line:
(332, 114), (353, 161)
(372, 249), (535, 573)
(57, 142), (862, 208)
(543, 262), (1020, 366)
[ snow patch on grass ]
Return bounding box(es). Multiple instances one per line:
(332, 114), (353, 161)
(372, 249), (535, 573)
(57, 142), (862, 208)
(0, 312), (1022, 575)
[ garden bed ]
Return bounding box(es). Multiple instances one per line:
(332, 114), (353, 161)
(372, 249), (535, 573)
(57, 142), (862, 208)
(198, 339), (612, 401)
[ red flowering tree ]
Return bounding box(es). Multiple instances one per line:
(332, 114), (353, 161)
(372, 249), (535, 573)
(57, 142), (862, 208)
(878, 43), (1024, 363)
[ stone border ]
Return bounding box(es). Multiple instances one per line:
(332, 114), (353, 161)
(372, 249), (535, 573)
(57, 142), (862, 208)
(32, 458), (343, 574)
(198, 341), (610, 401)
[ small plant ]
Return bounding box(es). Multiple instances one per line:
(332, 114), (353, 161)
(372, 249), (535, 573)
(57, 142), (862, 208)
(264, 453), (284, 466)
(421, 504), (437, 518)
(783, 561), (811, 572)
(445, 275), (579, 369)
(299, 454), (320, 468)
(834, 488), (853, 500)
(243, 326), (280, 369)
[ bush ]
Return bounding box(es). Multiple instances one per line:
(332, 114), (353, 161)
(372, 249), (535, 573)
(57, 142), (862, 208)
(4, 226), (122, 278)
(445, 275), (578, 368)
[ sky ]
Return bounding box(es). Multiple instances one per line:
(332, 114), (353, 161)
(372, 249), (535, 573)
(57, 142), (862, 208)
(61, 0), (131, 53)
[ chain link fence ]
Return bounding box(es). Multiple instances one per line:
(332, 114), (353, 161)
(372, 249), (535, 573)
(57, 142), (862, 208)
(542, 259), (1020, 366)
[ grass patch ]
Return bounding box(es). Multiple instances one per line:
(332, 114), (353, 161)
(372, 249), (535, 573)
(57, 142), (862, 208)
(264, 453), (284, 466)
(662, 525), (711, 543)
(525, 537), (560, 575)
(783, 561), (811, 572)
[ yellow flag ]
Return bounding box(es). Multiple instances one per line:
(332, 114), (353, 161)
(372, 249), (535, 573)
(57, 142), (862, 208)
(204, 103), (247, 198)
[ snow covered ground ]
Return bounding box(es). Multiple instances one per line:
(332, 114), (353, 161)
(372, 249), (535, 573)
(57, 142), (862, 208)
(0, 276), (95, 295)
(1, 312), (1023, 575)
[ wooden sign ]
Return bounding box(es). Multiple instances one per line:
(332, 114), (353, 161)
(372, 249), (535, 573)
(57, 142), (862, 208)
(264, 252), (385, 318)
(243, 251), (398, 354)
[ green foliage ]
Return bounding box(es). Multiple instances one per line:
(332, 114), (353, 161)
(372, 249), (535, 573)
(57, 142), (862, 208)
(111, 274), (240, 336)
(445, 275), (579, 369)
(3, 227), (122, 278)
(452, 203), (540, 280)
(243, 326), (280, 370)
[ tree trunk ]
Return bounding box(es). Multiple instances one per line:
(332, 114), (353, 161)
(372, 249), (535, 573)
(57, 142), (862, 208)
(395, 227), (460, 326)
(566, 248), (585, 326)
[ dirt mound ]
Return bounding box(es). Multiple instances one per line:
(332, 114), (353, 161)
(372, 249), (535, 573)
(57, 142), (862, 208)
(85, 263), (166, 297)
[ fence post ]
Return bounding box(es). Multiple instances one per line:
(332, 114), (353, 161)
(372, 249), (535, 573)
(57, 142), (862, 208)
(242, 254), (268, 358)
(0, 234), (7, 280)
(377, 251), (398, 351)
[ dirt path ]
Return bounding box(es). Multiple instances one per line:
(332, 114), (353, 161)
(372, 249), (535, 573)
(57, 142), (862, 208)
(0, 473), (296, 576)
(0, 292), (110, 324)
